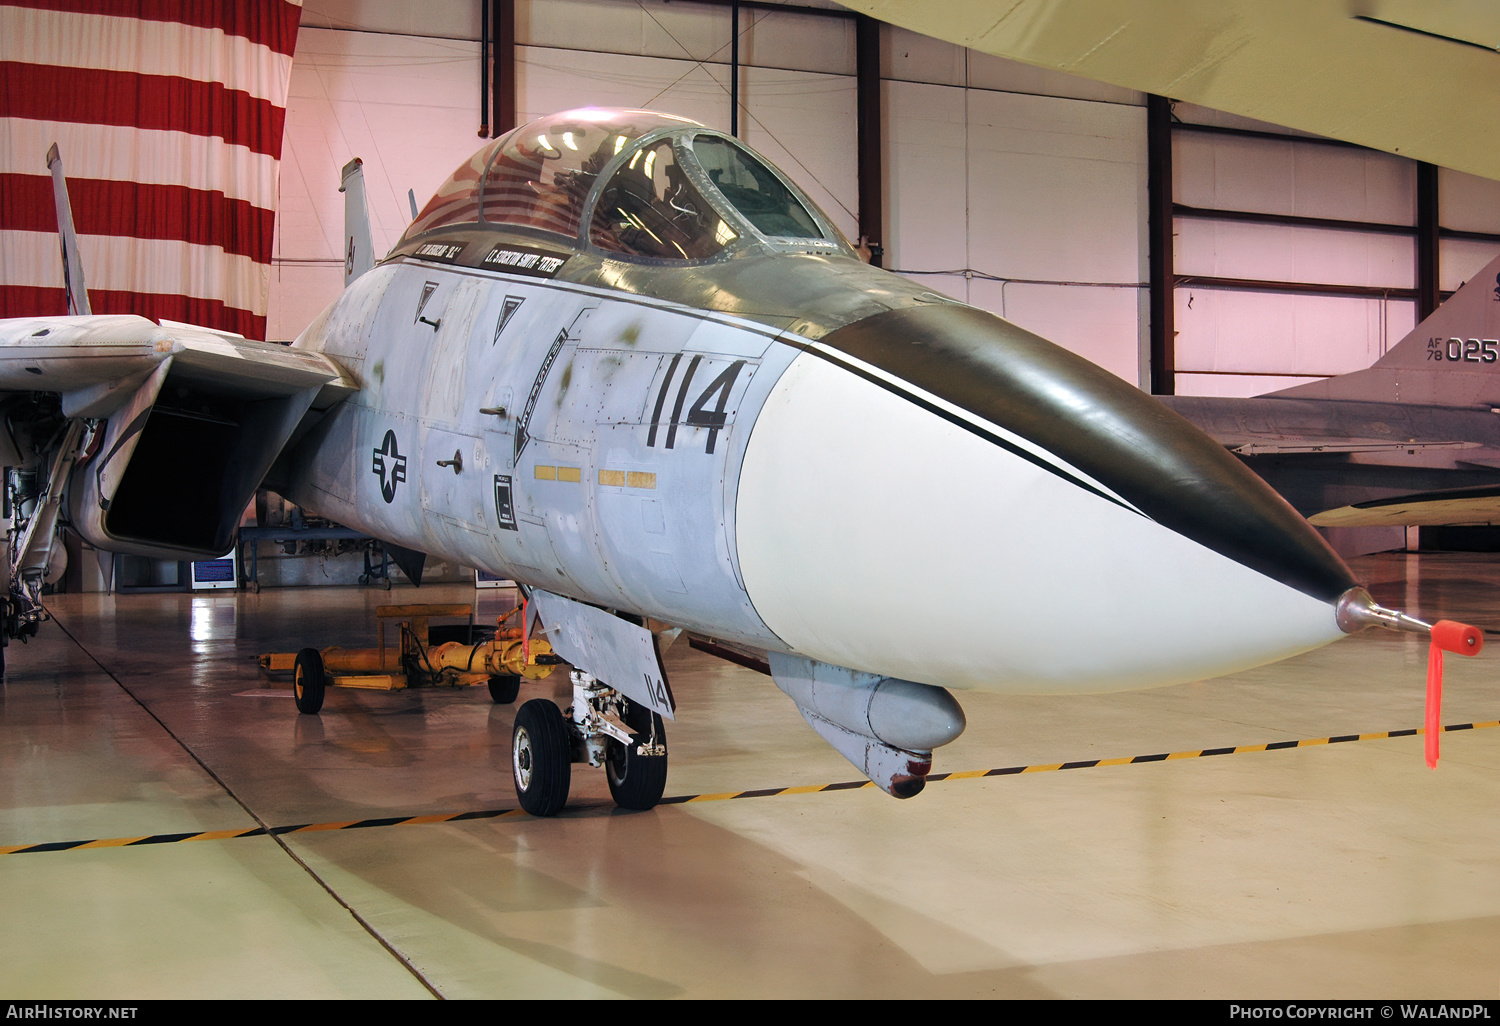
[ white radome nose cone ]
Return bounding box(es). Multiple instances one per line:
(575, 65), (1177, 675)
(735, 354), (1343, 695)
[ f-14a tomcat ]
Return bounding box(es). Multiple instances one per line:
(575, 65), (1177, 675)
(0, 109), (1470, 815)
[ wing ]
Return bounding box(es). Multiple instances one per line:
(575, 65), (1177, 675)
(1161, 395), (1500, 459)
(1160, 394), (1500, 527)
(0, 313), (357, 566)
(0, 141), (368, 639)
(0, 314), (353, 412)
(1309, 486), (1500, 528)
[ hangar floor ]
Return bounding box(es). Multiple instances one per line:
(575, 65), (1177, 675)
(2, 551), (1499, 999)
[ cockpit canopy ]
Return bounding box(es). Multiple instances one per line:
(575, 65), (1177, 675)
(399, 108), (849, 261)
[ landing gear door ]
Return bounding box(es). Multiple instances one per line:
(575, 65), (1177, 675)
(530, 588), (675, 719)
(73, 360), (169, 521)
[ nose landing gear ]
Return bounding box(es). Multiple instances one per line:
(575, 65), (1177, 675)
(509, 668), (669, 816)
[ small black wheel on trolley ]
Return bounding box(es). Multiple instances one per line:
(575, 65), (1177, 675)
(487, 674), (521, 704)
(292, 647), (326, 715)
(605, 699), (668, 811)
(512, 698), (570, 816)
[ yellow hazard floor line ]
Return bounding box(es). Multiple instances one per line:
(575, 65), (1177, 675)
(4, 720), (1496, 854)
(660, 718), (1500, 805)
(0, 808), (529, 856)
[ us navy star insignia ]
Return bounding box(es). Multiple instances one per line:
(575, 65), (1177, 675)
(372, 429), (407, 503)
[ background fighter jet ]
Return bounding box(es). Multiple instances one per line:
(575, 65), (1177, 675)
(1163, 251), (1500, 534)
(0, 109), (1465, 816)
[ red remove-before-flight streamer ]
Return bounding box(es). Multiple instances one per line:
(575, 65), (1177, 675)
(1425, 620), (1483, 768)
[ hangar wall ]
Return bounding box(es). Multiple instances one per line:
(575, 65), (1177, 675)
(269, 0), (1500, 399)
(879, 27), (1148, 384)
(1172, 108), (1419, 398)
(1170, 102), (1500, 398)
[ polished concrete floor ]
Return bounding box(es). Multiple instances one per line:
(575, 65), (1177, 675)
(3, 551), (1500, 998)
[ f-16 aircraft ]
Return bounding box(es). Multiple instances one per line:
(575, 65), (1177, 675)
(0, 109), (1467, 816)
(1162, 252), (1500, 531)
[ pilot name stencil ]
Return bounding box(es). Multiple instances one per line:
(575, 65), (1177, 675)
(372, 429), (407, 503)
(483, 245), (566, 278)
(414, 242), (464, 262)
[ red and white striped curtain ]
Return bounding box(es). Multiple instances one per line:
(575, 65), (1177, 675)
(0, 0), (303, 340)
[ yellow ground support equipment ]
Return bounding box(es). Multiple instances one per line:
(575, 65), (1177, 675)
(260, 602), (560, 714)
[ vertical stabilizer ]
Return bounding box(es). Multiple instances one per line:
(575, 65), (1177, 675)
(1270, 251), (1500, 407)
(46, 144), (91, 316)
(339, 157), (374, 288)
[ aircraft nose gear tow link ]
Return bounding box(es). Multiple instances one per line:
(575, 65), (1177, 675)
(511, 668), (669, 816)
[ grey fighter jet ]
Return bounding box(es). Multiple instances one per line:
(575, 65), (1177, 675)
(0, 109), (1454, 815)
(1163, 251), (1500, 531)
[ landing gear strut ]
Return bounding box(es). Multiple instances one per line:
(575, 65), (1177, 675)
(1, 423), (88, 667)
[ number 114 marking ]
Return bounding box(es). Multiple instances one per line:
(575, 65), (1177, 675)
(647, 354), (746, 454)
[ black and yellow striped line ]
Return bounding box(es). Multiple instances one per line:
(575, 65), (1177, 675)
(5, 719), (1495, 854)
(0, 809), (530, 856)
(665, 719), (1500, 801)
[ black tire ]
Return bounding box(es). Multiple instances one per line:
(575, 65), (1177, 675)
(605, 700), (668, 811)
(512, 699), (570, 816)
(488, 673), (521, 704)
(293, 647), (326, 715)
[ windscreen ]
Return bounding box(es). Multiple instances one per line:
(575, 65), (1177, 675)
(589, 141), (737, 260)
(691, 136), (822, 240)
